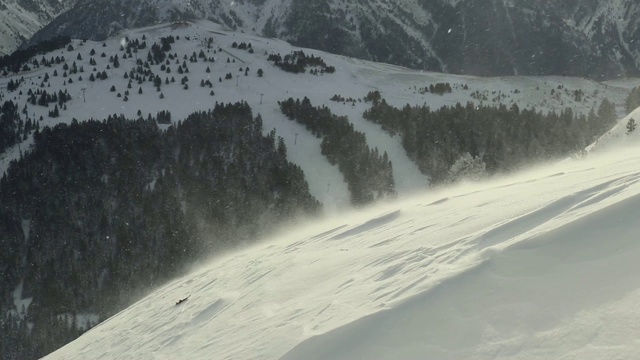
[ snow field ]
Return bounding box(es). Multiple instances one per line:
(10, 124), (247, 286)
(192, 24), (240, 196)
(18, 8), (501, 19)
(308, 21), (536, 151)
(43, 145), (640, 360)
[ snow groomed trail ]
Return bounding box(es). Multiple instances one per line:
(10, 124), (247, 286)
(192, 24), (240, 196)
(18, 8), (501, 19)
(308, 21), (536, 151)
(44, 147), (640, 360)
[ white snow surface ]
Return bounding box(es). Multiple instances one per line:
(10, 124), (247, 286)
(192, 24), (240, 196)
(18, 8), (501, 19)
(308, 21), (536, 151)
(44, 146), (640, 360)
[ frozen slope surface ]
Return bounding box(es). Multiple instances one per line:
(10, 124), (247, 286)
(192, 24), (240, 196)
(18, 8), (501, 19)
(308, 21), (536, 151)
(283, 187), (640, 360)
(43, 148), (640, 360)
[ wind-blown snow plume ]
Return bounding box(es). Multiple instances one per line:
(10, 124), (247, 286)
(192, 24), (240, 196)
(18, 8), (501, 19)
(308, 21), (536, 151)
(44, 147), (640, 360)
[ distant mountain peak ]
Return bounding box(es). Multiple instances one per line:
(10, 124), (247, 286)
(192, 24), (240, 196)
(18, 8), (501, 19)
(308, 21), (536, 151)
(17, 0), (639, 79)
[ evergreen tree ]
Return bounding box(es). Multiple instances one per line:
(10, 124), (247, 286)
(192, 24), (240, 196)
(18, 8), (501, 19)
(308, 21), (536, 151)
(627, 118), (637, 134)
(625, 87), (640, 114)
(48, 104), (60, 118)
(596, 98), (618, 134)
(445, 153), (487, 183)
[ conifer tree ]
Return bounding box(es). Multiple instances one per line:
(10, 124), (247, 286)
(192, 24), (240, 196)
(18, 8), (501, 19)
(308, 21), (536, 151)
(625, 87), (640, 114)
(596, 98), (617, 134)
(627, 118), (637, 134)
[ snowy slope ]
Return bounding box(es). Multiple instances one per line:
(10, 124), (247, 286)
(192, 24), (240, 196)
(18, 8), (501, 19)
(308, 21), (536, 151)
(2, 20), (639, 206)
(585, 77), (640, 153)
(587, 106), (640, 153)
(586, 79), (640, 153)
(43, 145), (640, 360)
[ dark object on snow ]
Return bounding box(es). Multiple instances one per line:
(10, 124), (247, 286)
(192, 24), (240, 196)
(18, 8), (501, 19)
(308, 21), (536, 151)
(176, 295), (191, 306)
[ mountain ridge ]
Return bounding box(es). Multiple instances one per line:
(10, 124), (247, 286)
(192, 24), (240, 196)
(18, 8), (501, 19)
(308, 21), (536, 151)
(0, 0), (77, 56)
(22, 0), (640, 79)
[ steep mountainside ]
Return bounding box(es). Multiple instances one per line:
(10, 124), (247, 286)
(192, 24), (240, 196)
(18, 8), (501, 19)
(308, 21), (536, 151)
(25, 0), (640, 79)
(0, 0), (77, 55)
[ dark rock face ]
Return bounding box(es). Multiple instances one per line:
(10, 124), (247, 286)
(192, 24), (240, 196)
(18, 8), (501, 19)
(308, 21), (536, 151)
(25, 0), (640, 79)
(0, 0), (77, 55)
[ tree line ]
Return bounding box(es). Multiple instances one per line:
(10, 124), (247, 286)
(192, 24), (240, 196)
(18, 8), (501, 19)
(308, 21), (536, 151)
(280, 97), (395, 205)
(363, 94), (617, 183)
(0, 102), (320, 360)
(0, 101), (39, 154)
(626, 86), (640, 114)
(267, 51), (336, 74)
(0, 36), (71, 75)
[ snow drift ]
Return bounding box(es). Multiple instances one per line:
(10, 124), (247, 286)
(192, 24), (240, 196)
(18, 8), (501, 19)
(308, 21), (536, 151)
(43, 146), (640, 360)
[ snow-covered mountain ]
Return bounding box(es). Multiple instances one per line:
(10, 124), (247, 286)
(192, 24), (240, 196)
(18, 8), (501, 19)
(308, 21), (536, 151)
(24, 0), (640, 79)
(2, 19), (640, 359)
(3, 20), (638, 195)
(0, 0), (77, 56)
(42, 144), (640, 360)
